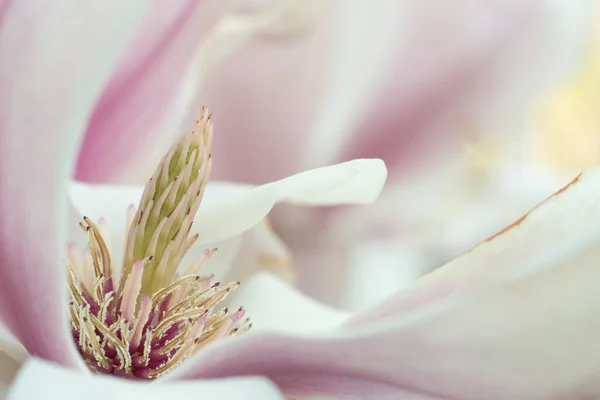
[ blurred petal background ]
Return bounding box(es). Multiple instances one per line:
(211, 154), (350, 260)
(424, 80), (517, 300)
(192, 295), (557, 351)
(74, 0), (597, 310)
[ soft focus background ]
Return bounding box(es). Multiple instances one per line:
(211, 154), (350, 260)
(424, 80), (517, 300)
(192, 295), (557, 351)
(77, 0), (599, 311)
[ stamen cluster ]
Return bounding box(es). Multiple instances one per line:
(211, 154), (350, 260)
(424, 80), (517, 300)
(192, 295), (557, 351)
(67, 109), (250, 379)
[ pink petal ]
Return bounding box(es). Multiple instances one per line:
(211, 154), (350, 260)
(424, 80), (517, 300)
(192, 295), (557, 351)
(8, 358), (285, 400)
(75, 0), (235, 184)
(0, 1), (150, 366)
(336, 1), (560, 170)
(169, 168), (600, 398)
(207, 1), (336, 184)
(300, 0), (550, 238)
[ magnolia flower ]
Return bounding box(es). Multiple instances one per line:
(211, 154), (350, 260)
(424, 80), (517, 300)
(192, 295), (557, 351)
(0, 1), (386, 398)
(5, 2), (600, 400)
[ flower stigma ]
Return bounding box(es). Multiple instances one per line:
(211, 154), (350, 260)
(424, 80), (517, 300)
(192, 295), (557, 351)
(67, 108), (251, 379)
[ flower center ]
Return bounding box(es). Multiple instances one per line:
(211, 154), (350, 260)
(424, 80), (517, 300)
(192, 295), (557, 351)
(66, 109), (250, 379)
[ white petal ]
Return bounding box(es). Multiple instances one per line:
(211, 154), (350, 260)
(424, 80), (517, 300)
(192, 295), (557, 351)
(194, 159), (386, 242)
(231, 273), (350, 334)
(7, 358), (284, 400)
(223, 220), (295, 285)
(68, 157), (386, 248)
(68, 182), (139, 244)
(183, 235), (243, 282)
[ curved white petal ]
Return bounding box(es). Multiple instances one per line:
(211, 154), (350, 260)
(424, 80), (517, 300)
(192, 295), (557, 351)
(350, 169), (597, 325)
(223, 220), (295, 285)
(171, 234), (242, 284)
(231, 272), (349, 334)
(68, 183), (140, 233)
(69, 157), (386, 246)
(7, 358), (284, 400)
(195, 158), (387, 242)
